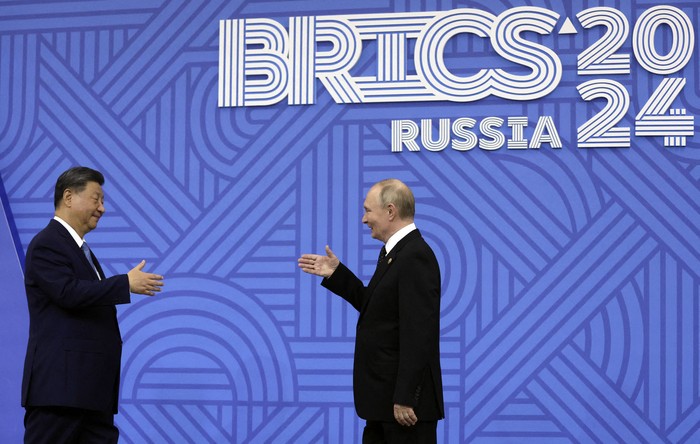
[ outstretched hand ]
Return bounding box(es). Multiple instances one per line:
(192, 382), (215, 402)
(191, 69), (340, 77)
(298, 245), (340, 278)
(127, 260), (164, 296)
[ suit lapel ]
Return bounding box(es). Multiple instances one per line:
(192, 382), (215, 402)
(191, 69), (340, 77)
(86, 248), (104, 280)
(362, 229), (422, 315)
(367, 256), (391, 294)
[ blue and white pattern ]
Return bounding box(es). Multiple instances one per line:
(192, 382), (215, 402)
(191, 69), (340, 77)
(2, 1), (700, 442)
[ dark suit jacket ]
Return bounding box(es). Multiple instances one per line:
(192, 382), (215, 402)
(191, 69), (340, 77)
(323, 229), (444, 422)
(21, 219), (130, 413)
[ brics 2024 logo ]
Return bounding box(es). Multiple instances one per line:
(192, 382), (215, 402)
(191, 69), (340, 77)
(218, 6), (694, 151)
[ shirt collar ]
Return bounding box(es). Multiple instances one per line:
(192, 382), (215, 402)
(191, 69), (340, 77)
(385, 222), (416, 254)
(54, 216), (86, 248)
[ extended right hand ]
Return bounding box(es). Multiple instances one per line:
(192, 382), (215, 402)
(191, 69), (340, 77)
(298, 245), (339, 278)
(127, 260), (164, 296)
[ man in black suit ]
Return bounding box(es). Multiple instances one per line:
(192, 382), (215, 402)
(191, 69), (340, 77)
(299, 179), (444, 443)
(21, 166), (164, 444)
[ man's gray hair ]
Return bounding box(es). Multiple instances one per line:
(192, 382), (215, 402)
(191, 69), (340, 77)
(376, 179), (415, 220)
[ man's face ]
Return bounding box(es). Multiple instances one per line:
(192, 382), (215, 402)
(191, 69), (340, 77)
(362, 186), (390, 242)
(68, 181), (105, 237)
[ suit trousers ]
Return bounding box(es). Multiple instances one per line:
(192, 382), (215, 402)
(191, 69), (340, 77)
(363, 420), (438, 444)
(24, 406), (118, 444)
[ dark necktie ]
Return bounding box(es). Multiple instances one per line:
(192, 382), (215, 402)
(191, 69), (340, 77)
(378, 246), (387, 265)
(81, 242), (99, 278)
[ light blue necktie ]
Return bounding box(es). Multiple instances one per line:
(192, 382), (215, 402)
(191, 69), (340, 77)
(81, 242), (99, 278)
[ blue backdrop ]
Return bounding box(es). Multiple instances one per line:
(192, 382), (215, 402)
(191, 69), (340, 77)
(1, 1), (700, 442)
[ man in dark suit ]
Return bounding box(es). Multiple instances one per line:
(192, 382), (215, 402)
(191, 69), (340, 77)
(299, 179), (444, 443)
(21, 166), (164, 444)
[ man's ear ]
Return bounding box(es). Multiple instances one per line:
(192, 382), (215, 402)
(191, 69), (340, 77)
(62, 189), (72, 207)
(387, 203), (396, 221)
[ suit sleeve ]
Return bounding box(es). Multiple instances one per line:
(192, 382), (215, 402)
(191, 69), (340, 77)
(393, 246), (441, 407)
(26, 239), (131, 309)
(321, 262), (366, 312)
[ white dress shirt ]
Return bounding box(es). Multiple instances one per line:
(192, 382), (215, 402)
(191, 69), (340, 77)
(385, 222), (417, 254)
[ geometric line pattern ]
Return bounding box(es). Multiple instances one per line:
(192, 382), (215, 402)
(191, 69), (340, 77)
(1, 1), (700, 442)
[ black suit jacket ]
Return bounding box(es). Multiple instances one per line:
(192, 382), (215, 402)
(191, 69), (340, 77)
(323, 229), (444, 422)
(21, 219), (130, 413)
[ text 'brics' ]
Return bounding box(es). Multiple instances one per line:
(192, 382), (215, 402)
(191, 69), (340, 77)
(218, 7), (564, 107)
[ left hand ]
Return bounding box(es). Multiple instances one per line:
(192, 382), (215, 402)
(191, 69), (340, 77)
(298, 245), (340, 278)
(393, 404), (418, 427)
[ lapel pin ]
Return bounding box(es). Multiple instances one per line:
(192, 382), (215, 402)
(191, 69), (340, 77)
(387, 258), (393, 264)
